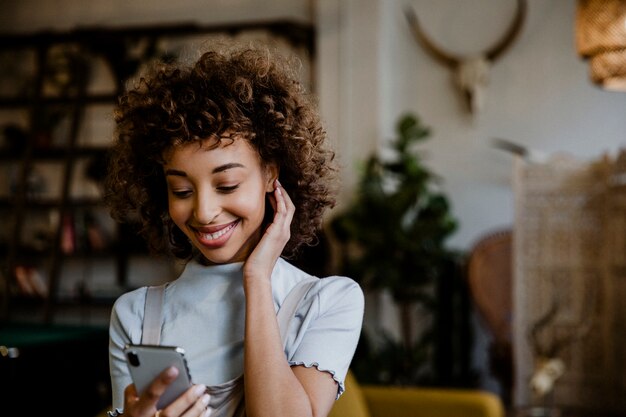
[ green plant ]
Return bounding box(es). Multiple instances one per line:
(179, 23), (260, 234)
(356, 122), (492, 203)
(331, 113), (468, 386)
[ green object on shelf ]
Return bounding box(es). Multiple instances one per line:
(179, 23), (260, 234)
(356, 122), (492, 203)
(0, 322), (107, 348)
(0, 322), (111, 417)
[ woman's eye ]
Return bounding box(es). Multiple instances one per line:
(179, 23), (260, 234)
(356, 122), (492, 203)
(217, 185), (239, 193)
(171, 190), (192, 198)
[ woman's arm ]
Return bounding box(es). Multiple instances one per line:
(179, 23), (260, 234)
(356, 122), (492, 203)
(243, 277), (337, 417)
(242, 181), (337, 417)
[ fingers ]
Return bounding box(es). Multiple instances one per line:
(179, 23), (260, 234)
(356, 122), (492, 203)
(263, 180), (293, 249)
(124, 367), (178, 417)
(123, 383), (140, 412)
(143, 366), (179, 405)
(124, 368), (211, 417)
(184, 390), (212, 417)
(273, 180), (295, 229)
(244, 179), (295, 279)
(166, 384), (211, 417)
(124, 383), (139, 400)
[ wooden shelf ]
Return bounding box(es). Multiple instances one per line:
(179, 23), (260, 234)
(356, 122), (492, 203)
(0, 94), (118, 108)
(0, 146), (109, 161)
(0, 197), (103, 209)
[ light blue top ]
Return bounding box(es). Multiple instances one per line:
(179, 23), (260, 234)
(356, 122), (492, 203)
(108, 257), (364, 410)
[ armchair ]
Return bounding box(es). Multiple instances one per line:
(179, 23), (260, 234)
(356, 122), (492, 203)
(329, 371), (504, 417)
(96, 370), (504, 417)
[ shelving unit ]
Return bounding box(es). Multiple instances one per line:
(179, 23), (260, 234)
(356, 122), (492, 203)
(0, 20), (315, 325)
(0, 36), (120, 324)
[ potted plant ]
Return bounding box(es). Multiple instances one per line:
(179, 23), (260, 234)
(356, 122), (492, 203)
(330, 113), (471, 386)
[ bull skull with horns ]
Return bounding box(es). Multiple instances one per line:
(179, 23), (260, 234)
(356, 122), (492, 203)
(405, 0), (527, 114)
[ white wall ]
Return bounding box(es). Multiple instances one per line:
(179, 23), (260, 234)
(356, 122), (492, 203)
(0, 0), (312, 31)
(316, 0), (383, 208)
(322, 0), (626, 251)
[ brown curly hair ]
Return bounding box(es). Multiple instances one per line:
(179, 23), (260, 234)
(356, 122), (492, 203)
(104, 44), (337, 260)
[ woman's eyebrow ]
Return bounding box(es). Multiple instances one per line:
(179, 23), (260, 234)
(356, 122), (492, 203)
(212, 163), (245, 174)
(164, 163), (244, 177)
(164, 169), (186, 177)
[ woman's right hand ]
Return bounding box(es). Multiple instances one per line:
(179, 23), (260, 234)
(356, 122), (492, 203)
(123, 366), (211, 417)
(243, 179), (295, 284)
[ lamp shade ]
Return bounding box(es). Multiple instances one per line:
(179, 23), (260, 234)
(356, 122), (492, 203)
(576, 0), (626, 91)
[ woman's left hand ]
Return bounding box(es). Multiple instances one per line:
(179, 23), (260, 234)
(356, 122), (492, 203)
(122, 367), (210, 417)
(243, 179), (294, 281)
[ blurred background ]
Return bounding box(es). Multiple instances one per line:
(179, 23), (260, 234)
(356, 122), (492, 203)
(0, 1), (624, 416)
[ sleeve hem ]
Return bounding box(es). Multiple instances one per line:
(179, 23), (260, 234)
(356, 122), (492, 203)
(289, 361), (345, 400)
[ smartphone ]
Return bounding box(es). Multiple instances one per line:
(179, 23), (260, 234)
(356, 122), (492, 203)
(124, 344), (193, 409)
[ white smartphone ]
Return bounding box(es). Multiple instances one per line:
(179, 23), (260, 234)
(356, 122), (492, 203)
(124, 344), (193, 409)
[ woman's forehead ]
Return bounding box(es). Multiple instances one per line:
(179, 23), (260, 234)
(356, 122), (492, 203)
(162, 136), (260, 166)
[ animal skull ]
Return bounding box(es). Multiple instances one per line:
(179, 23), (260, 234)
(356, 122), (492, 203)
(530, 357), (565, 397)
(526, 282), (597, 400)
(455, 56), (491, 114)
(405, 0), (526, 115)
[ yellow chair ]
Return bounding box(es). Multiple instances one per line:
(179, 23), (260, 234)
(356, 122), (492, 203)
(329, 371), (505, 417)
(96, 371), (504, 417)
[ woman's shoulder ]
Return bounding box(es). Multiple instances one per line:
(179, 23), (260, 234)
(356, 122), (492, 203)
(314, 275), (364, 314)
(111, 286), (149, 321)
(109, 286), (151, 344)
(276, 258), (364, 311)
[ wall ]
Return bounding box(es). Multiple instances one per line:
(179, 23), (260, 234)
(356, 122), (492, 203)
(329, 0), (626, 250)
(0, 0), (312, 31)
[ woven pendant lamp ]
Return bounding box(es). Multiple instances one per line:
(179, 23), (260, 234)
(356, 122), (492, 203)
(576, 0), (626, 91)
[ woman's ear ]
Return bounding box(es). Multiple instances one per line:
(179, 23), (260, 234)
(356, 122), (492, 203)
(265, 163), (279, 192)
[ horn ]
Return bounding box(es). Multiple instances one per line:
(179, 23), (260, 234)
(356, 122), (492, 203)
(485, 0), (527, 61)
(404, 5), (458, 68)
(404, 0), (527, 64)
(527, 294), (560, 358)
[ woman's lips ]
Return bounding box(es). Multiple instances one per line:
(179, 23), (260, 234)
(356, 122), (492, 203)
(192, 220), (239, 248)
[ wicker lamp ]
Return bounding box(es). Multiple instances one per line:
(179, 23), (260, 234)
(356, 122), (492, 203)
(576, 0), (626, 91)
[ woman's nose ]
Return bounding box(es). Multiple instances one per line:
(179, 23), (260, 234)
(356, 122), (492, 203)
(193, 192), (220, 224)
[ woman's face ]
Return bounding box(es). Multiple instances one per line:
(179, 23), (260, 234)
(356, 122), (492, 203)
(163, 138), (277, 264)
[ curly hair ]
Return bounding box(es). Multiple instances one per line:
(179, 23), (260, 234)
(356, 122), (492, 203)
(104, 44), (337, 260)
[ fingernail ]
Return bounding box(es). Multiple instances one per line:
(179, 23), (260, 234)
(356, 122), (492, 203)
(203, 407), (213, 417)
(201, 393), (211, 405)
(275, 179), (281, 188)
(194, 384), (207, 396)
(165, 366), (178, 378)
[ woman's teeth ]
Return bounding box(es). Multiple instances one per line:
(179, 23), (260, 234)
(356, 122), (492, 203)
(198, 222), (235, 240)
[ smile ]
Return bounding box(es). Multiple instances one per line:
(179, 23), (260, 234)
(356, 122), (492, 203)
(192, 220), (239, 247)
(198, 222), (236, 240)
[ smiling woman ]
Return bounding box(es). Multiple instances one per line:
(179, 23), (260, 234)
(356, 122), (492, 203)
(102, 42), (364, 417)
(163, 138), (277, 265)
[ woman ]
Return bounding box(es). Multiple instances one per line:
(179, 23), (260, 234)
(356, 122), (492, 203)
(104, 44), (364, 417)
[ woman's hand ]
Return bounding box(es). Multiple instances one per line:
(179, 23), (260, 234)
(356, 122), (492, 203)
(123, 366), (211, 417)
(243, 179), (295, 282)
